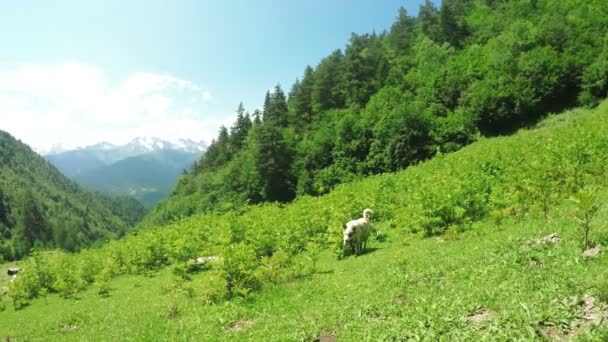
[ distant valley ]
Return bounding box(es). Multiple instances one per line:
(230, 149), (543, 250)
(45, 137), (206, 206)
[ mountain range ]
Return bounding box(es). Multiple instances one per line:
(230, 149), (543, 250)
(45, 137), (206, 206)
(46, 137), (206, 177)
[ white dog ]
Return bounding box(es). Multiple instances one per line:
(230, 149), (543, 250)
(343, 209), (373, 256)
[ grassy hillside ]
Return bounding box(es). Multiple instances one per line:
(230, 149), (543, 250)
(1, 102), (608, 339)
(73, 150), (199, 207)
(3, 210), (608, 340)
(0, 131), (146, 259)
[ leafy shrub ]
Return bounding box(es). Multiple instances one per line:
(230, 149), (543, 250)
(254, 250), (293, 284)
(570, 187), (602, 250)
(219, 243), (260, 299)
(52, 256), (83, 298)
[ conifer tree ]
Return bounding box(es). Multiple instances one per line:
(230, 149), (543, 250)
(291, 65), (315, 126)
(312, 50), (345, 113)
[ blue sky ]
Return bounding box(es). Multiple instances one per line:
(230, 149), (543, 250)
(0, 0), (430, 151)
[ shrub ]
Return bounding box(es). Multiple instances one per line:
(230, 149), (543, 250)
(570, 187), (602, 250)
(219, 243), (260, 299)
(254, 250), (293, 284)
(52, 256), (83, 298)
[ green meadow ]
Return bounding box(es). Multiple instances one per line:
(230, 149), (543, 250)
(2, 101), (608, 340)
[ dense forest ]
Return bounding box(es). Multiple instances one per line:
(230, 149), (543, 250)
(0, 131), (147, 260)
(144, 0), (608, 226)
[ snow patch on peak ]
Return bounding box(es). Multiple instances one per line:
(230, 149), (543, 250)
(93, 141), (116, 150)
(127, 136), (207, 153)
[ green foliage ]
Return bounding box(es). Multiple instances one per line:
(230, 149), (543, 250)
(570, 187), (602, 250)
(253, 250), (294, 284)
(579, 48), (608, 107)
(52, 255), (84, 298)
(8, 251), (54, 309)
(0, 130), (144, 260)
(311, 50), (345, 113)
(252, 124), (295, 202)
(93, 264), (113, 297)
(219, 244), (259, 299)
(143, 0), (608, 227)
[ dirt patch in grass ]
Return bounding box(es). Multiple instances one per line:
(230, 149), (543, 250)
(529, 233), (561, 246)
(579, 295), (605, 322)
(564, 295), (606, 339)
(537, 322), (566, 341)
(466, 308), (496, 323)
(225, 319), (254, 332)
(393, 294), (407, 304)
(59, 322), (80, 332)
(582, 246), (601, 258)
(538, 295), (608, 340)
(314, 331), (337, 342)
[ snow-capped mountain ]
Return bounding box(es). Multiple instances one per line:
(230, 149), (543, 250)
(125, 137), (207, 154)
(172, 138), (208, 153)
(89, 141), (117, 151)
(45, 137), (207, 177)
(36, 143), (75, 155)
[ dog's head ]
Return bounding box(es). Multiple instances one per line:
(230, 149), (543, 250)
(343, 224), (357, 243)
(363, 208), (373, 220)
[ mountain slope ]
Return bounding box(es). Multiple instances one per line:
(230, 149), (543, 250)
(0, 130), (146, 259)
(3, 101), (608, 339)
(143, 0), (608, 227)
(45, 150), (107, 177)
(73, 150), (200, 206)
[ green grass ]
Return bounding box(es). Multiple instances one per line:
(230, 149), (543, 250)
(2, 195), (608, 341)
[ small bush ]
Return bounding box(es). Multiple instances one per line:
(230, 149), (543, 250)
(218, 243), (260, 299)
(570, 187), (602, 250)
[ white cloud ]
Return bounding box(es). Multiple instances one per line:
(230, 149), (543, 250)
(0, 61), (223, 151)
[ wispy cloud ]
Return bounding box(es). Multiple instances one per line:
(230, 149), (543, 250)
(0, 61), (226, 151)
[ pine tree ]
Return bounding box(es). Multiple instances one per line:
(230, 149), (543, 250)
(291, 66), (315, 127)
(312, 50), (345, 113)
(252, 109), (262, 125)
(418, 0), (441, 42)
(342, 33), (387, 107)
(387, 7), (417, 56)
(287, 78), (301, 126)
(439, 0), (469, 48)
(253, 125), (294, 202)
(262, 91), (272, 123)
(199, 126), (232, 170)
(263, 85), (289, 127)
(230, 102), (253, 151)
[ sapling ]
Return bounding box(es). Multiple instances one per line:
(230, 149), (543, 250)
(306, 242), (321, 274)
(570, 187), (601, 250)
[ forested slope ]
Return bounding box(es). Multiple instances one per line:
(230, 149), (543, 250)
(0, 131), (146, 260)
(143, 0), (608, 227)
